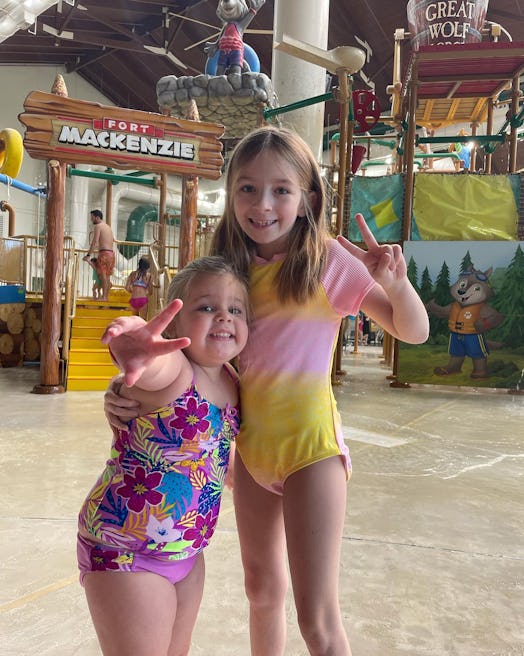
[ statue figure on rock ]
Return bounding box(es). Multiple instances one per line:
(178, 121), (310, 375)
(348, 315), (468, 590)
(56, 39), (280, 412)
(205, 0), (266, 76)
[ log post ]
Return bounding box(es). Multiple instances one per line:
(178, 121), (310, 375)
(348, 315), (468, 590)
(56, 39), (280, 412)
(33, 159), (65, 393)
(179, 176), (198, 269)
(33, 74), (68, 394)
(178, 100), (200, 269)
(158, 173), (167, 269)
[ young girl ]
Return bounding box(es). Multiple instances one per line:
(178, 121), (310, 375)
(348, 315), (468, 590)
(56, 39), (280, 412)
(87, 257), (102, 299)
(105, 126), (429, 655)
(125, 256), (153, 318)
(78, 256), (249, 656)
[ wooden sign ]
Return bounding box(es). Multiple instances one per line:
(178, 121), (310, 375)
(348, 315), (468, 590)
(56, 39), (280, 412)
(19, 91), (225, 179)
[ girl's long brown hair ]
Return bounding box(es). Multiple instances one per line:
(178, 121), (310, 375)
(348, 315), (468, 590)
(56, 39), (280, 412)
(209, 126), (330, 304)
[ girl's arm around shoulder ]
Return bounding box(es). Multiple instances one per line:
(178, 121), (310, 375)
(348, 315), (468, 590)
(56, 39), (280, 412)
(337, 214), (429, 344)
(101, 299), (192, 390)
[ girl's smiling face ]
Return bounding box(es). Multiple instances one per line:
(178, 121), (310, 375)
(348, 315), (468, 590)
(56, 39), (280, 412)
(232, 150), (308, 260)
(167, 272), (249, 367)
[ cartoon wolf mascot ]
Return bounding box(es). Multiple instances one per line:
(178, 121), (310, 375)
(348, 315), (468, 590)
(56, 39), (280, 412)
(205, 0), (266, 76)
(426, 266), (504, 379)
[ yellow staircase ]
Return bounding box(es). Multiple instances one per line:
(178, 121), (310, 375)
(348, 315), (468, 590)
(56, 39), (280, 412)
(67, 301), (132, 391)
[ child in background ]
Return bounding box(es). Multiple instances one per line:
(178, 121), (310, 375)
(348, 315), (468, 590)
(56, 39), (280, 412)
(125, 256), (153, 318)
(105, 126), (429, 655)
(87, 257), (102, 299)
(78, 256), (249, 656)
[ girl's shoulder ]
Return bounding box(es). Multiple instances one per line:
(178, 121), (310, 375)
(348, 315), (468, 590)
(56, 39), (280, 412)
(324, 237), (368, 271)
(325, 237), (350, 259)
(124, 356), (194, 415)
(321, 239), (375, 314)
(192, 362), (240, 410)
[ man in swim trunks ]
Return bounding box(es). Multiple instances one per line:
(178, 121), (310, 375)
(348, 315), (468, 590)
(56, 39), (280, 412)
(83, 209), (115, 301)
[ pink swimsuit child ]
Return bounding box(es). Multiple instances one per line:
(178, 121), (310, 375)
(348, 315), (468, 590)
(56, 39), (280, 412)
(77, 371), (239, 585)
(130, 278), (149, 311)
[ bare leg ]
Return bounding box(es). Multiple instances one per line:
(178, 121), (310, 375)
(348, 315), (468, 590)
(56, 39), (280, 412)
(84, 571), (178, 655)
(168, 554), (205, 656)
(284, 456), (352, 655)
(84, 558), (204, 656)
(98, 271), (110, 301)
(234, 454), (288, 656)
(139, 301), (149, 320)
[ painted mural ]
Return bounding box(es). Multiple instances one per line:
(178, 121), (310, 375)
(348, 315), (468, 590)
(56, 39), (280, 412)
(398, 241), (524, 390)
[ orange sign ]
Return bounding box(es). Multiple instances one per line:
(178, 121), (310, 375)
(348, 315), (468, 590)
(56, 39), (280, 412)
(19, 91), (224, 179)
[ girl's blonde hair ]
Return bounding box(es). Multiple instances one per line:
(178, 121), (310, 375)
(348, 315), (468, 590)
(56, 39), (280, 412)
(163, 256), (250, 339)
(210, 126), (330, 303)
(167, 256), (249, 305)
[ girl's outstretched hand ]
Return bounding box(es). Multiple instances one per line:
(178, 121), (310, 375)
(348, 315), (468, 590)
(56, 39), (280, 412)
(337, 213), (407, 290)
(101, 299), (191, 388)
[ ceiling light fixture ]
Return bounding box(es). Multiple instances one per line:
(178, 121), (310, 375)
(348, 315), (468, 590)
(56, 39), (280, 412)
(0, 0), (58, 43)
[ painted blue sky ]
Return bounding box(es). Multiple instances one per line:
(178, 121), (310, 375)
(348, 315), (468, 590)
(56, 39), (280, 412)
(404, 241), (524, 283)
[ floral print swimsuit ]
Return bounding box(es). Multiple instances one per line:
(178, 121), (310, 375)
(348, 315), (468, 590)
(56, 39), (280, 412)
(77, 373), (239, 580)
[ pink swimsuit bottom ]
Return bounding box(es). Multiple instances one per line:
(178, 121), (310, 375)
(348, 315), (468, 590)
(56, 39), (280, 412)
(77, 534), (197, 586)
(130, 297), (148, 310)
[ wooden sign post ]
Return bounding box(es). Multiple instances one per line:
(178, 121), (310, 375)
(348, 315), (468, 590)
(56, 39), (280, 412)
(19, 90), (224, 393)
(19, 91), (224, 178)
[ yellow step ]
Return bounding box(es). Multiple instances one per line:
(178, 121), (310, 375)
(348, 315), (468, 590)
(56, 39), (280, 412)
(70, 325), (106, 339)
(73, 318), (114, 331)
(70, 336), (104, 350)
(67, 377), (115, 392)
(68, 348), (113, 364)
(75, 307), (132, 320)
(76, 296), (130, 310)
(68, 362), (119, 378)
(108, 288), (131, 303)
(66, 303), (132, 391)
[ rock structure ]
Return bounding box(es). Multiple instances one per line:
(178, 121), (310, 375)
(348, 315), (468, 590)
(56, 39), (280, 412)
(157, 72), (276, 139)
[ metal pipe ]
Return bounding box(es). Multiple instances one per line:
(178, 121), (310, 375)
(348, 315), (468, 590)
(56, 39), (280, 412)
(332, 133), (397, 149)
(486, 100), (494, 173)
(0, 173), (46, 197)
(403, 71), (418, 240)
(67, 166), (157, 187)
(470, 122), (478, 172)
(509, 75), (520, 173)
(105, 179), (113, 229)
(263, 92), (334, 120)
(335, 72), (351, 236)
(417, 135), (505, 145)
(413, 152), (461, 160)
(0, 200), (15, 235)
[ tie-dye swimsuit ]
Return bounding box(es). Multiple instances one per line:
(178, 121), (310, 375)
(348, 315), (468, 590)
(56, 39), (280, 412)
(237, 240), (374, 494)
(77, 371), (239, 584)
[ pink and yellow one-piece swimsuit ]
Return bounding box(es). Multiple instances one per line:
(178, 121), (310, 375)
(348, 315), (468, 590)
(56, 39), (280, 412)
(237, 239), (375, 494)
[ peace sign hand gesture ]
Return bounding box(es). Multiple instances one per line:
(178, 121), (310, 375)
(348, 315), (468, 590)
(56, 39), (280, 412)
(336, 213), (407, 292)
(101, 299), (191, 388)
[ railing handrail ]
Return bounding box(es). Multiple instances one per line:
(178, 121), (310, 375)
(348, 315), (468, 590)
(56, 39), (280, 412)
(61, 251), (79, 363)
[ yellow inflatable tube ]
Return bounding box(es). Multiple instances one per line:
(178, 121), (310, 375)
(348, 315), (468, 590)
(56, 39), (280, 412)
(0, 128), (24, 178)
